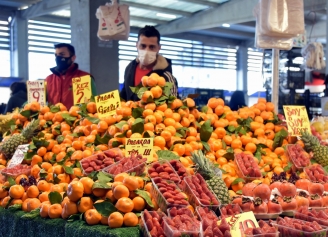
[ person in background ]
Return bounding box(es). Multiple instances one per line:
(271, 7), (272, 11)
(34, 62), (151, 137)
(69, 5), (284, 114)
(120, 25), (178, 101)
(3, 82), (27, 114)
(229, 91), (247, 111)
(45, 43), (97, 109)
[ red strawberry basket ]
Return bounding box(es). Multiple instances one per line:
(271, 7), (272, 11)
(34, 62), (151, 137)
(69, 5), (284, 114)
(140, 210), (167, 237)
(163, 216), (202, 237)
(234, 153), (262, 182)
(1, 164), (31, 179)
(286, 144), (310, 172)
(147, 160), (181, 184)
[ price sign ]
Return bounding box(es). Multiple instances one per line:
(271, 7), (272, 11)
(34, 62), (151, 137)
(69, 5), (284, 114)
(217, 212), (259, 237)
(7, 144), (29, 168)
(125, 138), (154, 162)
(283, 106), (311, 136)
(72, 75), (92, 105)
(95, 90), (121, 118)
(27, 80), (46, 107)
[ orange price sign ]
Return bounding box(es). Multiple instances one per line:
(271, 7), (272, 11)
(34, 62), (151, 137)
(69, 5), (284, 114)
(217, 211), (259, 237)
(27, 80), (46, 107)
(72, 75), (92, 105)
(95, 90), (121, 118)
(283, 105), (311, 136)
(125, 138), (154, 162)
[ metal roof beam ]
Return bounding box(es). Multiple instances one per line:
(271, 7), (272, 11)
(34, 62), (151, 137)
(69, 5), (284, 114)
(120, 1), (192, 17)
(157, 0), (326, 36)
(21, 0), (70, 19)
(306, 20), (326, 40)
(176, 0), (219, 7)
(131, 16), (168, 25)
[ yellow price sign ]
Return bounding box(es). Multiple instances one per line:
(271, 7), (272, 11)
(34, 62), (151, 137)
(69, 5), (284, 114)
(72, 75), (92, 105)
(217, 212), (259, 237)
(283, 105), (311, 136)
(95, 90), (121, 118)
(125, 138), (154, 162)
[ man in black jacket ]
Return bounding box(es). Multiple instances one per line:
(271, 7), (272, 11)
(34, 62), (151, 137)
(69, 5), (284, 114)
(120, 26), (178, 101)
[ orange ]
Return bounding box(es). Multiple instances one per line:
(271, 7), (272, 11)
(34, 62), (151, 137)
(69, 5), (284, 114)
(157, 76), (166, 87)
(48, 204), (62, 219)
(15, 174), (28, 185)
(85, 209), (102, 225)
(67, 181), (84, 202)
(132, 196), (146, 211)
(9, 184), (24, 199)
(150, 86), (163, 98)
(30, 101), (41, 112)
(123, 212), (139, 227)
(141, 91), (153, 103)
(105, 190), (116, 203)
(27, 185), (39, 198)
(37, 147), (47, 157)
(207, 98), (220, 109)
(147, 74), (159, 87)
(86, 102), (97, 113)
(173, 144), (185, 156)
(115, 197), (134, 213)
(50, 184), (63, 193)
(114, 173), (129, 182)
(214, 127), (226, 139)
(27, 198), (41, 212)
(160, 130), (171, 142)
(266, 102), (274, 112)
(154, 136), (166, 149)
(0, 184), (8, 199)
(144, 182), (152, 193)
(40, 203), (51, 218)
(113, 184), (130, 199)
(92, 187), (107, 197)
(79, 177), (94, 195)
(184, 98), (195, 108)
(1, 196), (11, 208)
(62, 200), (78, 219)
(122, 176), (139, 191)
(108, 211), (124, 228)
(31, 155), (43, 167)
(39, 191), (49, 203)
(78, 197), (94, 213)
(245, 142), (257, 153)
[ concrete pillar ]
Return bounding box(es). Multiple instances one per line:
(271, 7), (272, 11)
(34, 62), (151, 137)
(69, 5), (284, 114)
(70, 0), (119, 94)
(236, 45), (248, 101)
(12, 12), (29, 80)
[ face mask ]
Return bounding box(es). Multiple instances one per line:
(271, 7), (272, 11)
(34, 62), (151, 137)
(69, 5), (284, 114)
(138, 50), (157, 66)
(55, 55), (73, 71)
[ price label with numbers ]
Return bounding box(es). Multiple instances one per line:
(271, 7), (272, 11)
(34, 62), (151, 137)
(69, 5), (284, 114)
(72, 75), (92, 105)
(7, 144), (29, 168)
(125, 138), (153, 162)
(283, 105), (311, 136)
(27, 80), (46, 107)
(95, 90), (121, 118)
(217, 212), (259, 237)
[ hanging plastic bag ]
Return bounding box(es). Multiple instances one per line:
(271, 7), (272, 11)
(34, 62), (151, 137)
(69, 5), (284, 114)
(301, 42), (326, 70)
(96, 0), (130, 41)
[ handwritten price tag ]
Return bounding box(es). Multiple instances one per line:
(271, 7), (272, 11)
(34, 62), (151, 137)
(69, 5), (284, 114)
(283, 105), (311, 136)
(7, 144), (29, 168)
(72, 75), (92, 105)
(95, 90), (121, 118)
(217, 212), (259, 237)
(27, 80), (46, 107)
(125, 138), (154, 162)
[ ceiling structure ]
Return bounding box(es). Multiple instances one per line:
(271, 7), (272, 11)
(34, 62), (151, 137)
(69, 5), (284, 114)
(0, 0), (327, 45)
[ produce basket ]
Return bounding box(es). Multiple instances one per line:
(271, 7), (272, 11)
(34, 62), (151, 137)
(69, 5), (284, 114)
(294, 211), (328, 228)
(244, 232), (279, 237)
(150, 177), (189, 213)
(147, 160), (181, 184)
(234, 153), (262, 181)
(195, 206), (217, 222)
(286, 144), (310, 172)
(163, 216), (202, 237)
(140, 211), (167, 237)
(271, 219), (327, 237)
(1, 164), (31, 179)
(254, 213), (281, 220)
(304, 164), (328, 183)
(167, 207), (194, 218)
(182, 176), (220, 212)
(219, 204), (243, 219)
(103, 156), (147, 178)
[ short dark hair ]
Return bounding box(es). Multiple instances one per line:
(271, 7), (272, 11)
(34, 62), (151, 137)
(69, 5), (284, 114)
(54, 43), (75, 56)
(138, 26), (161, 44)
(10, 82), (27, 94)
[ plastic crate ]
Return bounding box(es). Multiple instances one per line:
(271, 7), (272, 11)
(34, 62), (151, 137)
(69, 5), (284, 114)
(147, 160), (181, 184)
(272, 219), (327, 237)
(140, 211), (167, 237)
(163, 216), (202, 237)
(304, 164), (328, 183)
(234, 153), (262, 181)
(286, 144), (310, 172)
(102, 157), (146, 178)
(219, 204), (243, 219)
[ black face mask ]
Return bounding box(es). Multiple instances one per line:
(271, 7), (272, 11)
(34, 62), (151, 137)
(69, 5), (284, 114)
(55, 55), (73, 71)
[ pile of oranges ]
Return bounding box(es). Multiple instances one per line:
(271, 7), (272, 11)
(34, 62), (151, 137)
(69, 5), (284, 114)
(0, 73), (305, 225)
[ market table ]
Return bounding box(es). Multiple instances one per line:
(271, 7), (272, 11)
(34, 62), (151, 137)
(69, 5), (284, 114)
(0, 207), (141, 237)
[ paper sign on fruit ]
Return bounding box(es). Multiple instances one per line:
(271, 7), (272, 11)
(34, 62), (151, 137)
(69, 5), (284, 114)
(217, 211), (259, 237)
(95, 90), (121, 118)
(72, 75), (92, 105)
(283, 106), (311, 136)
(7, 144), (29, 168)
(125, 138), (153, 162)
(27, 80), (46, 107)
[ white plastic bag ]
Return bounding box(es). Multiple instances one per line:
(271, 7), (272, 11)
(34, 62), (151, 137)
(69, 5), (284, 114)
(96, 0), (130, 41)
(301, 42), (326, 70)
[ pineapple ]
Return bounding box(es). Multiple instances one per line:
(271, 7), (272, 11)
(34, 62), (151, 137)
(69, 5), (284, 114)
(0, 119), (39, 159)
(301, 131), (328, 166)
(191, 150), (230, 204)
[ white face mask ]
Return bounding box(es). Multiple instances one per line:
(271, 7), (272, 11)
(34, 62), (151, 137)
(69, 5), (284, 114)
(138, 50), (157, 66)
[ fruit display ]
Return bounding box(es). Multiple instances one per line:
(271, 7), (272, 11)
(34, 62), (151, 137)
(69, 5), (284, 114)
(148, 161), (181, 183)
(1, 164), (31, 178)
(274, 217), (326, 237)
(167, 160), (189, 181)
(304, 164), (328, 183)
(140, 210), (166, 237)
(183, 174), (220, 208)
(168, 207), (194, 218)
(103, 154), (147, 177)
(151, 177), (189, 212)
(286, 144), (310, 169)
(163, 214), (201, 237)
(235, 152), (261, 179)
(244, 220), (278, 237)
(302, 131), (328, 166)
(219, 203), (242, 218)
(295, 206), (328, 227)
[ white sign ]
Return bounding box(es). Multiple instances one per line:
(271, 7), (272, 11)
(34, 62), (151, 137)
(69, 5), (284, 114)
(27, 80), (46, 107)
(7, 144), (29, 168)
(321, 97), (328, 116)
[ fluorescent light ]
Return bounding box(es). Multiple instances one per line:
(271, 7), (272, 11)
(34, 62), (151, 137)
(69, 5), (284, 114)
(156, 13), (176, 19)
(222, 23), (230, 27)
(20, 5), (29, 10)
